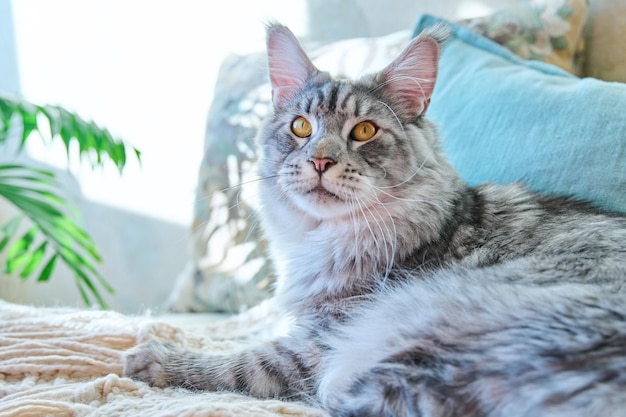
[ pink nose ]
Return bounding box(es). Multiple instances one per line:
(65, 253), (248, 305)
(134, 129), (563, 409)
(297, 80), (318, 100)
(309, 157), (335, 174)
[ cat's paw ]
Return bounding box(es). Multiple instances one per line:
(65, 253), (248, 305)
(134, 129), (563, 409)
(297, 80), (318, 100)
(123, 340), (178, 387)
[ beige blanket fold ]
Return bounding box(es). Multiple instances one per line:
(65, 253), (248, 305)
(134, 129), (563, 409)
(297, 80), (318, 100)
(0, 300), (325, 417)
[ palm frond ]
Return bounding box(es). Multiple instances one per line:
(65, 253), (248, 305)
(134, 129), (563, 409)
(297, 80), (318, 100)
(0, 95), (141, 308)
(0, 165), (111, 307)
(0, 94), (141, 170)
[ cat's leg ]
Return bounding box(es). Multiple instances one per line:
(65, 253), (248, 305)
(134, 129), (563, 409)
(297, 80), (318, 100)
(123, 337), (318, 400)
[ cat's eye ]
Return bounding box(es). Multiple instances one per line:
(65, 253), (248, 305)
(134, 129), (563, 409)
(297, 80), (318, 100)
(291, 116), (312, 138)
(351, 121), (377, 142)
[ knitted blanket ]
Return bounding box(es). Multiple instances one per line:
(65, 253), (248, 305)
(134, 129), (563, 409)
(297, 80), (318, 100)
(0, 300), (326, 417)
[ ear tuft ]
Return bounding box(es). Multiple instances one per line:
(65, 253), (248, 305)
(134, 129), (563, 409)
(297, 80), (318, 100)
(375, 24), (449, 118)
(266, 23), (318, 108)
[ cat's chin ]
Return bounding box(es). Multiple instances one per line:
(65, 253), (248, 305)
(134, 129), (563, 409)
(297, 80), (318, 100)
(308, 186), (340, 201)
(290, 187), (354, 220)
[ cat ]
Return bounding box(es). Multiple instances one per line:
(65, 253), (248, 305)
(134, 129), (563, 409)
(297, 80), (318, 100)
(124, 23), (626, 417)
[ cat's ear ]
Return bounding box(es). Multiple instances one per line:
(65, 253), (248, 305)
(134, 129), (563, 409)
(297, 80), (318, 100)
(375, 26), (448, 118)
(266, 23), (318, 108)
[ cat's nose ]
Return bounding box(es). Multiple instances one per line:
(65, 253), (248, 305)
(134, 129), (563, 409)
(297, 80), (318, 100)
(309, 157), (336, 174)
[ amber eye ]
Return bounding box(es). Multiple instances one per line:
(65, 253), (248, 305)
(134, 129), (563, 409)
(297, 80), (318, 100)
(291, 116), (312, 138)
(351, 121), (377, 142)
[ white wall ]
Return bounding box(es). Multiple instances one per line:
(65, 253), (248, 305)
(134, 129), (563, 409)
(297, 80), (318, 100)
(0, 0), (19, 93)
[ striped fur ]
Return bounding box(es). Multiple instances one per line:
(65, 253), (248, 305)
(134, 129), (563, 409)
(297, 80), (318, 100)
(125, 24), (626, 417)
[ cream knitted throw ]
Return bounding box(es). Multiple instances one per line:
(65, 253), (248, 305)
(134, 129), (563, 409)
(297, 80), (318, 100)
(0, 300), (326, 417)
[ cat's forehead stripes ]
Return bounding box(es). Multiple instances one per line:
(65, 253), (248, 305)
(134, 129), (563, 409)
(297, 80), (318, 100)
(340, 91), (356, 116)
(327, 83), (340, 112)
(299, 81), (362, 118)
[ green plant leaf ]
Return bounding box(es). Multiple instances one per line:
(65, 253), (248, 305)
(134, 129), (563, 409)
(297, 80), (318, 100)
(67, 259), (108, 308)
(20, 241), (47, 278)
(0, 164), (112, 308)
(0, 215), (23, 252)
(1, 94), (141, 171)
(37, 254), (57, 282)
(75, 278), (91, 307)
(0, 99), (16, 143)
(0, 94), (142, 308)
(5, 252), (31, 276)
(18, 101), (39, 148)
(0, 164), (56, 177)
(0, 235), (11, 253)
(6, 226), (38, 262)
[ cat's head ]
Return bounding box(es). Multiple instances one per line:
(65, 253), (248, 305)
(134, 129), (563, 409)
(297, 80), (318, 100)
(257, 23), (453, 222)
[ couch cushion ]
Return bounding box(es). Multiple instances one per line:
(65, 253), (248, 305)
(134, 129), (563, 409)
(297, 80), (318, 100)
(415, 13), (626, 214)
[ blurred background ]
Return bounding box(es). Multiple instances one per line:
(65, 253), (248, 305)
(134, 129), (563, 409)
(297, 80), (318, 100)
(0, 0), (521, 313)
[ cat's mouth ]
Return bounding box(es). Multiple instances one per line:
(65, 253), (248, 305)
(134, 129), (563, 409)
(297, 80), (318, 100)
(307, 185), (341, 201)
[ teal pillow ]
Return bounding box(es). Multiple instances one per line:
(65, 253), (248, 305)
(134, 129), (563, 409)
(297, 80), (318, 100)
(413, 15), (626, 214)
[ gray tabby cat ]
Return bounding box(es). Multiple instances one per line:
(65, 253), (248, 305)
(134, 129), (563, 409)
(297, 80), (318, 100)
(124, 23), (626, 417)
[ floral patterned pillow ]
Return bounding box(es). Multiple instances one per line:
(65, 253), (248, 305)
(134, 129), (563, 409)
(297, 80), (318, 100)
(458, 0), (587, 75)
(167, 0), (589, 313)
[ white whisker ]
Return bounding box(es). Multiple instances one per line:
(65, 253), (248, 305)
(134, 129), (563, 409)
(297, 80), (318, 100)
(375, 157), (428, 189)
(361, 195), (397, 282)
(375, 99), (406, 139)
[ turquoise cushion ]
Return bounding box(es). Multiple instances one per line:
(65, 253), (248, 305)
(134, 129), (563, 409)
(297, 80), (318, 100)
(413, 15), (626, 214)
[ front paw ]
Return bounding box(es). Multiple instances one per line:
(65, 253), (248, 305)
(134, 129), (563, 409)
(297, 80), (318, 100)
(123, 340), (178, 387)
